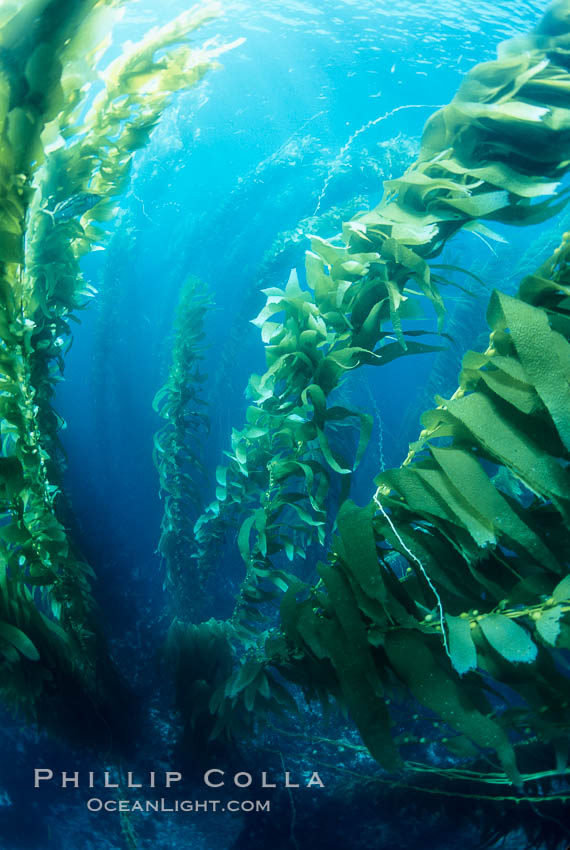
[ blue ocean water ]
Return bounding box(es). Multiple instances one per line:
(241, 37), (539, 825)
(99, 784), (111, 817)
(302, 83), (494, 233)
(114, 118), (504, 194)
(2, 1), (570, 848)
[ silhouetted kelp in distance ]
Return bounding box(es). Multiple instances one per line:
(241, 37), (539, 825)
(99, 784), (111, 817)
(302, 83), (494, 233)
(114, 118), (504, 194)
(153, 276), (213, 619)
(164, 0), (570, 804)
(0, 0), (241, 747)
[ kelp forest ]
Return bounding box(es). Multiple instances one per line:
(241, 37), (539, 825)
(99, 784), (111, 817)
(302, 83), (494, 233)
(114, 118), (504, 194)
(1, 0), (570, 847)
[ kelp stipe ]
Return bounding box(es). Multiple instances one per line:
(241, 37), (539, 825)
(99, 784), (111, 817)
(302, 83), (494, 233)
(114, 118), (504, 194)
(153, 276), (213, 619)
(0, 0), (240, 746)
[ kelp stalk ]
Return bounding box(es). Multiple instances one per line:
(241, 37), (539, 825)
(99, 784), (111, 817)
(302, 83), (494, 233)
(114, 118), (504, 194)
(153, 277), (213, 618)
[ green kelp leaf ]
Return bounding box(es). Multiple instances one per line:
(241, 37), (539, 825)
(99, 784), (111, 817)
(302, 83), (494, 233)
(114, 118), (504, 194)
(385, 279), (406, 348)
(384, 629), (521, 785)
(488, 291), (570, 451)
(463, 220), (508, 244)
(439, 190), (509, 218)
(556, 622), (570, 652)
(519, 271), (570, 305)
(414, 464), (495, 549)
(287, 501), (325, 527)
(0, 229), (23, 263)
(284, 267), (304, 298)
(553, 575), (570, 603)
(442, 736), (480, 759)
(237, 515), (256, 564)
(429, 445), (559, 571)
(0, 643), (19, 664)
(280, 591), (319, 654)
(309, 234), (346, 267)
(261, 571), (292, 593)
(39, 613), (69, 645)
(337, 500), (387, 604)
(460, 98), (549, 124)
(354, 411), (373, 468)
(306, 251), (337, 311)
(474, 366), (540, 415)
(234, 442), (247, 465)
(446, 614), (477, 676)
(376, 466), (475, 557)
(257, 670), (271, 699)
(444, 391), (569, 512)
(384, 170), (474, 198)
(0, 455), (24, 498)
(353, 300), (386, 350)
(0, 622), (40, 661)
(6, 106), (37, 169)
(479, 614), (537, 664)
(329, 346), (383, 370)
(25, 37), (63, 100)
(251, 300), (286, 329)
(350, 277), (388, 325)
(0, 520), (27, 546)
(261, 320), (282, 344)
(243, 680), (259, 712)
(302, 383), (327, 427)
(436, 159), (559, 199)
(242, 585), (274, 604)
(381, 238), (429, 284)
(317, 564), (400, 771)
(381, 236), (446, 328)
(316, 427), (351, 474)
(224, 659), (262, 698)
(495, 192), (570, 228)
(390, 220), (440, 245)
(535, 606), (563, 647)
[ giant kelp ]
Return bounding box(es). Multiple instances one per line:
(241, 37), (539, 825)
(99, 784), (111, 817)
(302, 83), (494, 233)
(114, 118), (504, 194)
(193, 0), (570, 611)
(25, 2), (240, 468)
(181, 0), (570, 751)
(0, 0), (239, 736)
(153, 276), (213, 618)
(0, 0), (124, 736)
(192, 196), (378, 600)
(189, 233), (570, 790)
(2, 0), (569, 814)
(260, 230), (570, 791)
